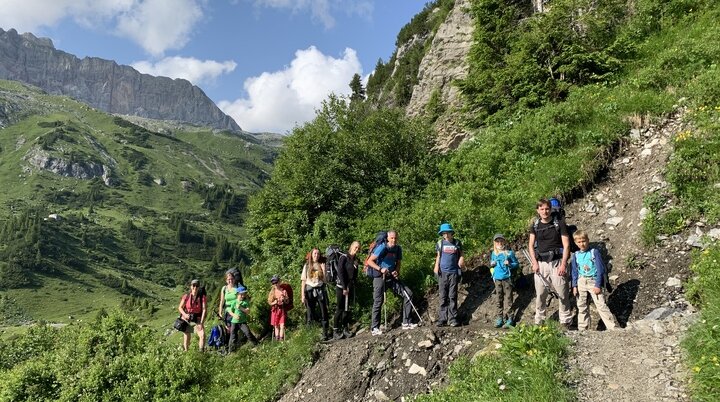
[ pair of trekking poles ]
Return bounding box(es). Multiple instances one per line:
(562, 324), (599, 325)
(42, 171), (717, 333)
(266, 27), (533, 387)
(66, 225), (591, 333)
(382, 273), (424, 329)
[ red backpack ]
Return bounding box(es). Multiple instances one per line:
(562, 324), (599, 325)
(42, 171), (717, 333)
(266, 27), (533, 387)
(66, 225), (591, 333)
(279, 283), (294, 311)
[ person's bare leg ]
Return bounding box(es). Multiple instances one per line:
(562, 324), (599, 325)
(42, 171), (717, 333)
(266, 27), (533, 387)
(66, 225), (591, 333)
(182, 330), (191, 351)
(196, 325), (205, 351)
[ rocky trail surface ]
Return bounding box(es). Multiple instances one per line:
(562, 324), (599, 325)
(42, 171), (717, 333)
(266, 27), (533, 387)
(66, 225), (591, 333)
(277, 110), (710, 402)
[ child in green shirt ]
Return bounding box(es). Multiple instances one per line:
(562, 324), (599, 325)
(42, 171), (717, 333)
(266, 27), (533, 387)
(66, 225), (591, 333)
(227, 286), (258, 350)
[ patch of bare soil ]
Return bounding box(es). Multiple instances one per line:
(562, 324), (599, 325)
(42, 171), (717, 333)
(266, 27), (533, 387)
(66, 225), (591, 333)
(278, 110), (711, 402)
(278, 324), (499, 402)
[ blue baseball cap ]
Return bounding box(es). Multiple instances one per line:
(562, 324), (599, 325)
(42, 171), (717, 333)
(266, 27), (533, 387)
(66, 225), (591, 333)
(438, 223), (454, 235)
(235, 286), (247, 294)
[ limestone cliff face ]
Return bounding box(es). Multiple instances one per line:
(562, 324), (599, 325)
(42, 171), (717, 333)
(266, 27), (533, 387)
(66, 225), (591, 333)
(0, 28), (241, 132)
(405, 0), (475, 151)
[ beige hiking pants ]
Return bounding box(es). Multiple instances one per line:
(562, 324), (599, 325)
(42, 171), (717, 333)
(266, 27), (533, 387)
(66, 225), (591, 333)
(576, 276), (617, 330)
(534, 259), (572, 325)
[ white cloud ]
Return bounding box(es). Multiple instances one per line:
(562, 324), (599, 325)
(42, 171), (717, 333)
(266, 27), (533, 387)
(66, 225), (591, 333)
(248, 0), (373, 29)
(115, 0), (203, 56)
(131, 57), (237, 85)
(218, 46), (362, 133)
(0, 0), (204, 56)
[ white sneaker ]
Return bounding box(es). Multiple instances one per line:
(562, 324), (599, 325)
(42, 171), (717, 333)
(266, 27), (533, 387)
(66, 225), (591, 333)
(402, 323), (418, 330)
(371, 328), (382, 336)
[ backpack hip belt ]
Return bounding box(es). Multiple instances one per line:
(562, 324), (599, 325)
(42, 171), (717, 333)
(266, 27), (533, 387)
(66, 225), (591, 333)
(537, 250), (560, 262)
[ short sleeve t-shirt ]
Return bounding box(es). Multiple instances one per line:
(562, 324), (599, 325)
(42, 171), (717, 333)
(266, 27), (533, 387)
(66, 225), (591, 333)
(230, 299), (250, 324)
(436, 239), (462, 273)
(575, 250), (597, 278)
(530, 218), (568, 253)
(301, 262), (325, 288)
(373, 243), (402, 272)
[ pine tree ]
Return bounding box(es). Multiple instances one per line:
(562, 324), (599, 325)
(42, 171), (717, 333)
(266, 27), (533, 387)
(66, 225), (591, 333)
(349, 73), (366, 102)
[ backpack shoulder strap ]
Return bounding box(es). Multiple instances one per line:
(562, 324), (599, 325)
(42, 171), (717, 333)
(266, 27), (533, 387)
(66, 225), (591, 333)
(533, 217), (540, 231)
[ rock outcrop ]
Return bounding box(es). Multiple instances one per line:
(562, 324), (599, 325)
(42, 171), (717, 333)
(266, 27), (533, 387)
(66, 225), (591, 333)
(0, 28), (241, 132)
(405, 0), (475, 151)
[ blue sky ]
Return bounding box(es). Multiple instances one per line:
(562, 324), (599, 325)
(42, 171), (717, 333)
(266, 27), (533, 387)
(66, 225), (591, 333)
(0, 0), (430, 133)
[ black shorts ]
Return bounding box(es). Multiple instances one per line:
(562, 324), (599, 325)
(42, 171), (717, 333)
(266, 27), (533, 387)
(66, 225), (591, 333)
(187, 313), (201, 324)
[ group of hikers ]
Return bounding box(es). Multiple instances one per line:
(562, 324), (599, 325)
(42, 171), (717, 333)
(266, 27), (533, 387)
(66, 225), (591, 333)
(176, 197), (617, 352)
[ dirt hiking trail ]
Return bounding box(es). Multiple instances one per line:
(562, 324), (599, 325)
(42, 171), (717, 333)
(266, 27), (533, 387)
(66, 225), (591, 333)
(278, 110), (702, 402)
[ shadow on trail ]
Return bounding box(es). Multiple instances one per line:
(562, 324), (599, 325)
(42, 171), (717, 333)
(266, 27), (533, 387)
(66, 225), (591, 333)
(456, 267), (494, 325)
(607, 279), (640, 327)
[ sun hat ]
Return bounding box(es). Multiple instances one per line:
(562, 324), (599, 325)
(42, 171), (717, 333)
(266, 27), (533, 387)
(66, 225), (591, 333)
(437, 223), (454, 235)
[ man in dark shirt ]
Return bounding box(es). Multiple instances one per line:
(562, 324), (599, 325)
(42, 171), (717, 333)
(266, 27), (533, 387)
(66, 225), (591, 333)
(528, 198), (573, 327)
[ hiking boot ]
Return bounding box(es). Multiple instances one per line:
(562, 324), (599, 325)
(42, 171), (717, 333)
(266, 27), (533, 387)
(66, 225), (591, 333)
(449, 320), (460, 327)
(333, 329), (344, 341)
(435, 320), (447, 327)
(343, 329), (354, 339)
(371, 327), (382, 336)
(503, 319), (514, 329)
(494, 317), (504, 328)
(562, 322), (575, 331)
(402, 322), (418, 330)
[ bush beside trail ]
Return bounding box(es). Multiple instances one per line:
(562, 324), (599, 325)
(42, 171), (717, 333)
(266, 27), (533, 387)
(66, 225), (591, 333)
(0, 312), (316, 402)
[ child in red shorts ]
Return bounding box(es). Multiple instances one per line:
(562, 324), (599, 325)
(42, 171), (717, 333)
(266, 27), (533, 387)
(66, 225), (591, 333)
(267, 275), (291, 341)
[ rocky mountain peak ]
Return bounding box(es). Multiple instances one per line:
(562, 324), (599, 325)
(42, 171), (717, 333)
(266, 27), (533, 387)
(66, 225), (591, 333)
(0, 27), (241, 132)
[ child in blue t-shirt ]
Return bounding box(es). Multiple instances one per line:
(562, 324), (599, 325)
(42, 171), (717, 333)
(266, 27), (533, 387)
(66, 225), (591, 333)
(571, 230), (617, 331)
(489, 233), (519, 328)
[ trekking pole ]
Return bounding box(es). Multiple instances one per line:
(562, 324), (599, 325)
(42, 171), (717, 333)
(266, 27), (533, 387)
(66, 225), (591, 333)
(345, 292), (349, 312)
(521, 248), (559, 300)
(402, 287), (423, 325)
(383, 272), (387, 331)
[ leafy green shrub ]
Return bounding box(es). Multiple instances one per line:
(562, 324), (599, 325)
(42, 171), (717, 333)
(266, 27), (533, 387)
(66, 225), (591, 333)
(683, 244), (720, 400)
(0, 312), (316, 402)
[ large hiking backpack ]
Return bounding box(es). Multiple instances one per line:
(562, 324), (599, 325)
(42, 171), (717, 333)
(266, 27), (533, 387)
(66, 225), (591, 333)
(325, 245), (344, 284)
(279, 283), (294, 311)
(226, 267), (244, 287)
(207, 323), (227, 348)
(363, 231), (388, 277)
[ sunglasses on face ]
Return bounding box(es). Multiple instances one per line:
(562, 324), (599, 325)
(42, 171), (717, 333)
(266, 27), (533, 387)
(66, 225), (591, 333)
(191, 284), (198, 287)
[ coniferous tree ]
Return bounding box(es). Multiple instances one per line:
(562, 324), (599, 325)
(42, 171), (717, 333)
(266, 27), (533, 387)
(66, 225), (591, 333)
(349, 73), (366, 102)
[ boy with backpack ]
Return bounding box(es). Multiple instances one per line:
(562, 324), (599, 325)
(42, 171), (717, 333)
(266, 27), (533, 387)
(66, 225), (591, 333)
(489, 234), (519, 328)
(227, 286), (258, 350)
(571, 230), (618, 331)
(434, 223), (463, 327)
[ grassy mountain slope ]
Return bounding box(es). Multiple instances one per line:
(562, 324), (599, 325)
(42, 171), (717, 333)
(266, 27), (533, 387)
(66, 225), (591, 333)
(0, 80), (276, 326)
